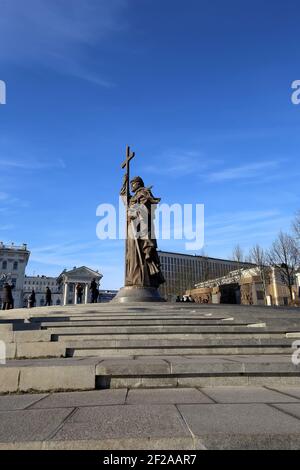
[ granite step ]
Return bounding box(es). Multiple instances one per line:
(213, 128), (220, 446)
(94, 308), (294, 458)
(52, 332), (287, 341)
(44, 325), (296, 335)
(39, 319), (251, 327)
(1, 356), (300, 394)
(68, 347), (292, 357)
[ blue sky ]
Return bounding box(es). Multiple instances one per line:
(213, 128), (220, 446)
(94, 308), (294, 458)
(0, 0), (300, 289)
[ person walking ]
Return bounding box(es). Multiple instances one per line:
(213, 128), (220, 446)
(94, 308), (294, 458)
(28, 289), (36, 309)
(45, 287), (52, 307)
(95, 287), (99, 303)
(90, 279), (98, 303)
(76, 284), (83, 304)
(2, 283), (13, 310)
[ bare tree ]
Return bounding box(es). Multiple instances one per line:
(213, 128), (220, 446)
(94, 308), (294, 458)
(268, 231), (300, 302)
(198, 249), (211, 282)
(232, 244), (244, 263)
(249, 244), (269, 303)
(231, 244), (245, 282)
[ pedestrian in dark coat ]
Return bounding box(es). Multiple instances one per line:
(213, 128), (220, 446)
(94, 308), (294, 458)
(90, 279), (98, 303)
(28, 290), (36, 309)
(45, 287), (52, 306)
(2, 283), (13, 310)
(76, 284), (83, 304)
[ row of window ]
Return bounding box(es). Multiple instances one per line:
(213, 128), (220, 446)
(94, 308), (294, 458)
(161, 264), (231, 281)
(160, 258), (236, 276)
(1, 261), (18, 270)
(24, 280), (57, 286)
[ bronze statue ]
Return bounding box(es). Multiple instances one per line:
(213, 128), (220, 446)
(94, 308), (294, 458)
(113, 146), (165, 303)
(121, 173), (165, 288)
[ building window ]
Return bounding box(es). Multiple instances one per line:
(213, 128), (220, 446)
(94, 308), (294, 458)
(13, 261), (18, 270)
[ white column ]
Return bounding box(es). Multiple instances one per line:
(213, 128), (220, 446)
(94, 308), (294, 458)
(84, 284), (89, 304)
(272, 267), (279, 306)
(74, 284), (77, 305)
(63, 283), (68, 306)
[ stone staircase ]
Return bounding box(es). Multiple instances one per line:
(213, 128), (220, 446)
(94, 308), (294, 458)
(1, 303), (300, 393)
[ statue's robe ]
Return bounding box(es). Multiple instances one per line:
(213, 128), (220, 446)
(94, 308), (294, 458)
(121, 185), (165, 288)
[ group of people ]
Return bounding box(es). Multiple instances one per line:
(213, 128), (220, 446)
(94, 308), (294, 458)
(27, 286), (52, 309)
(1, 278), (101, 310)
(76, 279), (100, 304)
(175, 295), (195, 303)
(1, 285), (53, 310)
(1, 282), (14, 310)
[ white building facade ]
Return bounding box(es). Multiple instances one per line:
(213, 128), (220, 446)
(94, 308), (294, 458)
(57, 267), (103, 306)
(23, 275), (62, 307)
(1, 242), (106, 309)
(0, 242), (30, 308)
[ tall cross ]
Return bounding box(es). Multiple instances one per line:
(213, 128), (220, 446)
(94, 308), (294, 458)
(121, 145), (135, 205)
(121, 145), (135, 282)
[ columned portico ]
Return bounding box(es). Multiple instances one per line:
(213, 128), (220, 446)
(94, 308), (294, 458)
(57, 267), (103, 306)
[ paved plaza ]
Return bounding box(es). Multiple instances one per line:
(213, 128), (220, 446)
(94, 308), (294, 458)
(1, 386), (300, 449)
(1, 303), (300, 449)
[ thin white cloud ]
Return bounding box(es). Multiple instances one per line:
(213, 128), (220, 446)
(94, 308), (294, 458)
(143, 150), (283, 185)
(143, 149), (215, 177)
(205, 210), (280, 227)
(204, 210), (293, 254)
(0, 0), (128, 86)
(0, 158), (66, 170)
(29, 239), (123, 266)
(27, 239), (124, 288)
(0, 192), (9, 201)
(0, 191), (29, 210)
(0, 224), (14, 231)
(207, 161), (279, 182)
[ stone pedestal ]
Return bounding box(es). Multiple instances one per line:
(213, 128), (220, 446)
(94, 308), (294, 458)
(112, 286), (165, 303)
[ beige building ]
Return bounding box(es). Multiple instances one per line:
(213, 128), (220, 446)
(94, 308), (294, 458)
(0, 242), (30, 308)
(158, 250), (251, 301)
(189, 267), (299, 307)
